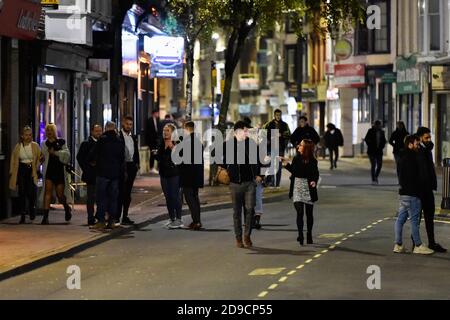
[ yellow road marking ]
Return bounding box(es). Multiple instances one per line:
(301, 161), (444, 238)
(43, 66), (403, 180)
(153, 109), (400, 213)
(367, 225), (372, 229)
(348, 234), (354, 238)
(335, 241), (342, 245)
(296, 264), (305, 269)
(329, 245), (336, 249)
(268, 284), (278, 290)
(313, 254), (322, 259)
(249, 268), (286, 276)
(321, 249), (329, 254)
(319, 233), (346, 239)
(287, 270), (296, 275)
(258, 291), (268, 298)
(279, 276), (288, 282)
(361, 228), (367, 231)
(355, 231), (361, 234)
(305, 259), (313, 264)
(342, 237), (348, 241)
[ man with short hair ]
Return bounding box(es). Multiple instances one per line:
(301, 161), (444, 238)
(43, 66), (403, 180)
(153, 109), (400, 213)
(147, 110), (161, 174)
(324, 123), (344, 170)
(118, 116), (140, 225)
(77, 124), (103, 226)
(416, 127), (447, 253)
(394, 134), (433, 255)
(364, 120), (386, 185)
(263, 109), (291, 187)
(290, 116), (320, 148)
(179, 121), (204, 230)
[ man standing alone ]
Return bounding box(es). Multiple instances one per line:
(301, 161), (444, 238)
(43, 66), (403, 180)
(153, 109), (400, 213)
(118, 116), (140, 225)
(147, 110), (161, 174)
(324, 123), (344, 170)
(416, 127), (447, 253)
(364, 120), (386, 185)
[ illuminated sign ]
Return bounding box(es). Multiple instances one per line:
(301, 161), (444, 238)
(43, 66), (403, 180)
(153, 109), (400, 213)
(145, 36), (185, 79)
(122, 31), (139, 78)
(41, 0), (59, 8)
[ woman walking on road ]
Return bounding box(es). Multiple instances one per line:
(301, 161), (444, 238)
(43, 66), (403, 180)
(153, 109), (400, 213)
(282, 139), (319, 246)
(39, 123), (73, 225)
(156, 123), (183, 229)
(9, 126), (41, 224)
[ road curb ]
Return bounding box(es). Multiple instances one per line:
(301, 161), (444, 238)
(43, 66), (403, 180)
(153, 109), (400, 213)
(0, 191), (288, 282)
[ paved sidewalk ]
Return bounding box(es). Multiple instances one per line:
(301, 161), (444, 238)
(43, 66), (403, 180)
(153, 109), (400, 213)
(0, 172), (289, 281)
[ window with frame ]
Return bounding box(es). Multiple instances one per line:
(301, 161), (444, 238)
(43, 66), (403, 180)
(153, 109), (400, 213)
(358, 88), (370, 123)
(355, 0), (390, 54)
(286, 47), (296, 83)
(418, 0), (443, 53)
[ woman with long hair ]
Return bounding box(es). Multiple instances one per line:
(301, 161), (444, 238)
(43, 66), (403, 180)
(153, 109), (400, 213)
(282, 139), (319, 245)
(156, 123), (183, 229)
(39, 123), (73, 225)
(9, 126), (41, 224)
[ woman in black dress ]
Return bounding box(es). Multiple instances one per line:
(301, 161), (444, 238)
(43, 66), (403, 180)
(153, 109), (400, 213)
(282, 139), (319, 245)
(40, 123), (72, 224)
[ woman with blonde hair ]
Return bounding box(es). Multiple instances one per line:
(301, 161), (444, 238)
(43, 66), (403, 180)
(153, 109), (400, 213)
(39, 123), (73, 224)
(9, 126), (41, 224)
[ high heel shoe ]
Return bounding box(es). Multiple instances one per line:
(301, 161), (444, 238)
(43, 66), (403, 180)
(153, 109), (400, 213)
(307, 232), (313, 244)
(297, 233), (304, 246)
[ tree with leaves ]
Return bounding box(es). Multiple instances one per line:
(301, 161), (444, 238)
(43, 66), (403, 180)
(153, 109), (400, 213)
(212, 0), (365, 131)
(167, 0), (217, 120)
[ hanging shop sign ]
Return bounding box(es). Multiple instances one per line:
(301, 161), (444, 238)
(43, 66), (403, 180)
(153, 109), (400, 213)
(239, 74), (259, 91)
(0, 0), (42, 40)
(335, 39), (353, 60)
(396, 55), (421, 94)
(381, 72), (397, 83)
(431, 66), (450, 91)
(334, 63), (366, 88)
(145, 36), (185, 79)
(41, 0), (58, 9)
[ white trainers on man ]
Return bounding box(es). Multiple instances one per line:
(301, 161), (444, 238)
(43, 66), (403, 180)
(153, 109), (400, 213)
(413, 245), (434, 255)
(168, 219), (184, 229)
(393, 244), (407, 253)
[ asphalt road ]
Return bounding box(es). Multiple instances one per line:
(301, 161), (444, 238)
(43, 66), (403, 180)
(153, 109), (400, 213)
(0, 159), (449, 299)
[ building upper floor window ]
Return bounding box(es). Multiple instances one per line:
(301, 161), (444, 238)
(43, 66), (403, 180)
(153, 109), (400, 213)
(355, 0), (390, 55)
(418, 0), (444, 54)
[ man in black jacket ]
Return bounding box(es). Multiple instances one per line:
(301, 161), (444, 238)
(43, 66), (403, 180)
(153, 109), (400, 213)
(394, 135), (434, 255)
(89, 122), (125, 229)
(221, 121), (264, 248)
(263, 109), (291, 187)
(179, 121), (204, 230)
(364, 120), (386, 185)
(76, 124), (102, 226)
(118, 115), (140, 225)
(416, 127), (447, 252)
(290, 116), (320, 148)
(324, 123), (344, 170)
(147, 110), (161, 174)
(389, 121), (408, 180)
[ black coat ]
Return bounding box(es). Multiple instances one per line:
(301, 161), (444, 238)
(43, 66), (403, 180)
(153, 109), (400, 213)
(220, 137), (263, 184)
(290, 125), (320, 147)
(76, 136), (98, 185)
(364, 127), (386, 156)
(398, 149), (422, 197)
(156, 142), (180, 178)
(389, 129), (409, 155)
(177, 133), (204, 188)
(263, 119), (291, 155)
(89, 131), (125, 180)
(147, 117), (162, 149)
(417, 143), (437, 192)
(324, 128), (344, 149)
(119, 130), (140, 167)
(285, 156), (319, 202)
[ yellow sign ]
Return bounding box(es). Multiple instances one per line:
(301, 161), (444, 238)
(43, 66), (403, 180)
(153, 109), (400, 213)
(41, 0), (60, 6)
(297, 102), (303, 111)
(220, 79), (225, 93)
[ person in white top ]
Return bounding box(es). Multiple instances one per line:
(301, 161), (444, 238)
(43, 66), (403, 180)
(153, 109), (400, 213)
(9, 126), (42, 224)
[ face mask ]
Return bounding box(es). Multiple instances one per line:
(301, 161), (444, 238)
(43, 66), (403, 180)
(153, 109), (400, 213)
(424, 141), (434, 150)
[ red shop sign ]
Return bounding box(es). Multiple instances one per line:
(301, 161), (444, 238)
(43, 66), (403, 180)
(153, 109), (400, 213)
(0, 0), (42, 40)
(334, 63), (366, 88)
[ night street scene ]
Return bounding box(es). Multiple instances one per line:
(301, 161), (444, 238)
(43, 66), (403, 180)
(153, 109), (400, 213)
(0, 0), (450, 310)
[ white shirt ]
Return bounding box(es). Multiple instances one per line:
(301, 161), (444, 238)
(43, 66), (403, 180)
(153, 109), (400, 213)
(19, 143), (33, 164)
(122, 129), (135, 162)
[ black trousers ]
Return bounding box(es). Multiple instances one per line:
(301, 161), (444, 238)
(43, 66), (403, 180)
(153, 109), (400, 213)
(420, 190), (436, 245)
(328, 147), (339, 167)
(369, 154), (383, 181)
(183, 187), (201, 223)
(17, 163), (36, 216)
(86, 184), (96, 223)
(294, 202), (314, 237)
(118, 162), (138, 221)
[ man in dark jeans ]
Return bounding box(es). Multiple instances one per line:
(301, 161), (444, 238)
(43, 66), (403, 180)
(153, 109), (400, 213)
(118, 115), (140, 225)
(221, 121), (264, 248)
(147, 110), (161, 174)
(178, 121), (204, 230)
(324, 123), (344, 170)
(76, 124), (102, 226)
(364, 120), (386, 185)
(416, 127), (447, 253)
(89, 121), (124, 229)
(263, 109), (291, 187)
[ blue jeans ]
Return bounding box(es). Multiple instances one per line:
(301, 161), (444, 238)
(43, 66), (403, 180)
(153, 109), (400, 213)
(160, 176), (182, 221)
(96, 176), (119, 223)
(395, 195), (422, 246)
(255, 182), (264, 214)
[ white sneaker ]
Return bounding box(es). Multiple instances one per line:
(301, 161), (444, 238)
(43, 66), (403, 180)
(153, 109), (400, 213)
(413, 244), (434, 255)
(168, 219), (183, 229)
(151, 168), (159, 174)
(164, 220), (173, 226)
(393, 244), (407, 253)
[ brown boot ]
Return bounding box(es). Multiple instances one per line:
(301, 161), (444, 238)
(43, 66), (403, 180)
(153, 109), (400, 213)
(243, 235), (253, 248)
(236, 238), (244, 248)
